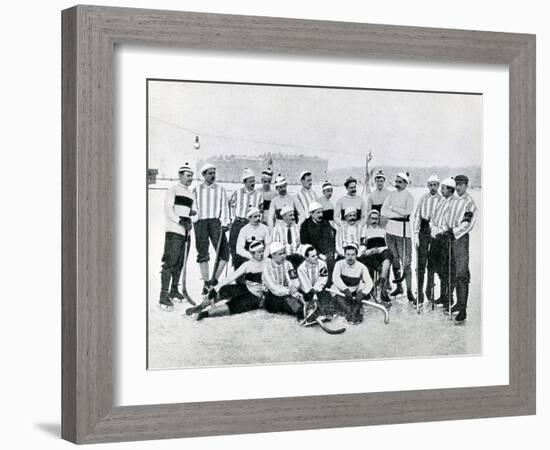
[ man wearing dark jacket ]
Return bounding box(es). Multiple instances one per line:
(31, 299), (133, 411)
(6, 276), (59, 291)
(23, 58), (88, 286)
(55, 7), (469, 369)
(300, 201), (336, 283)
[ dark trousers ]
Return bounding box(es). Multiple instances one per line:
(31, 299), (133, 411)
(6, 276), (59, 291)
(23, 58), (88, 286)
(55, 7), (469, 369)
(428, 233), (455, 301)
(228, 218), (248, 270)
(194, 218), (229, 263)
(160, 232), (190, 292)
(417, 222), (433, 294)
(219, 284), (262, 314)
(264, 291), (304, 319)
(452, 234), (470, 310)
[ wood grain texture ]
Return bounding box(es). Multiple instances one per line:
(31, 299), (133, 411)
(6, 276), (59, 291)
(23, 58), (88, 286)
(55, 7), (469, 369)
(61, 5), (536, 444)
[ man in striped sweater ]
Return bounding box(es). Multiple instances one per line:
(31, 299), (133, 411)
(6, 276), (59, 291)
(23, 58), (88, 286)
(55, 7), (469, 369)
(295, 170), (318, 224)
(413, 175), (443, 303)
(263, 242), (306, 320)
(228, 168), (263, 270)
(335, 207), (364, 259)
(428, 177), (458, 308)
(158, 163), (197, 311)
(271, 205), (303, 269)
(266, 175), (301, 230)
(381, 172), (415, 302)
(447, 175), (478, 322)
(257, 168), (276, 225)
(192, 163), (230, 293)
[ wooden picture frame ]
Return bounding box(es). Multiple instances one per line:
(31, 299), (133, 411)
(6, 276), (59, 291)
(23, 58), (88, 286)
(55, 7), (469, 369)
(61, 5), (536, 444)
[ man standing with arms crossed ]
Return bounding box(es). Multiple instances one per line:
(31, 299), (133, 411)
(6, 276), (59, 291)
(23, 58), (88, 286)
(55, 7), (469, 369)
(381, 172), (415, 302)
(193, 163), (231, 295)
(158, 163), (196, 311)
(413, 175), (443, 304)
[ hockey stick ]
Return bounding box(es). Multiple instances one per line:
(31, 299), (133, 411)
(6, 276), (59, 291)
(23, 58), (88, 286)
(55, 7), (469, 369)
(327, 287), (389, 324)
(414, 237), (421, 314)
(179, 230), (196, 306)
(300, 297), (346, 334)
(448, 236), (453, 320)
(210, 224), (225, 282)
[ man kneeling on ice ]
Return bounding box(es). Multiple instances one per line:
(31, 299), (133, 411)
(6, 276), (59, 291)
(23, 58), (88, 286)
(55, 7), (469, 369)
(193, 240), (267, 320)
(297, 244), (334, 313)
(331, 242), (374, 325)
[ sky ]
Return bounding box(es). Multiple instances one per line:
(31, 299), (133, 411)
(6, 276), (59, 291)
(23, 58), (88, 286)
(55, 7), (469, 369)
(148, 79), (482, 176)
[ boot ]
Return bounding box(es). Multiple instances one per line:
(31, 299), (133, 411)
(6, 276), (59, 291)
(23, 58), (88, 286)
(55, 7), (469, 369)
(390, 283), (403, 297)
(417, 290), (425, 304)
(169, 279), (185, 303)
(435, 279), (449, 306)
(159, 291), (174, 311)
(407, 290), (417, 303)
(454, 281), (469, 322)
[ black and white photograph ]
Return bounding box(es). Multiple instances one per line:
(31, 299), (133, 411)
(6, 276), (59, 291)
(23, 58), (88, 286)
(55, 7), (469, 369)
(147, 79), (482, 369)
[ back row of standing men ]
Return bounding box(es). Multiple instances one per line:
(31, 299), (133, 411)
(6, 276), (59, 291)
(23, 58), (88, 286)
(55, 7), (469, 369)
(159, 162), (477, 323)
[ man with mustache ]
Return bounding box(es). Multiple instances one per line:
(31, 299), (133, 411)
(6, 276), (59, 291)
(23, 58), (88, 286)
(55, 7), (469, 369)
(334, 176), (368, 228)
(266, 175), (301, 230)
(381, 172), (415, 302)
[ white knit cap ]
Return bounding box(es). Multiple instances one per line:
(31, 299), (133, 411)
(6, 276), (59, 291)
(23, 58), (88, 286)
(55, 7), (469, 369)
(344, 206), (357, 218)
(178, 163), (193, 174)
(374, 169), (386, 180)
(280, 205), (294, 217)
(300, 244), (315, 258)
(246, 206), (261, 218)
(300, 170), (312, 181)
(241, 168), (255, 181)
(321, 181), (333, 191)
(368, 209), (380, 217)
(396, 172), (410, 183)
(427, 174), (440, 183)
(343, 241), (359, 252)
(274, 175), (287, 188)
(200, 163), (216, 174)
(269, 241), (285, 255)
(441, 177), (456, 188)
(308, 201), (323, 213)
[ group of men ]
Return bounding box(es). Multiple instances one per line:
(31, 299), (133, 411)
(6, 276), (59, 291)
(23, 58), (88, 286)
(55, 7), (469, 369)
(158, 162), (477, 325)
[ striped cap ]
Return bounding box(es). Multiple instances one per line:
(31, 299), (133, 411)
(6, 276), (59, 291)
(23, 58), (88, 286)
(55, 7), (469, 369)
(274, 175), (287, 188)
(248, 240), (265, 253)
(396, 172), (410, 183)
(246, 206), (261, 218)
(300, 170), (312, 181)
(242, 168), (255, 181)
(374, 169), (386, 180)
(178, 163), (193, 174)
(261, 168), (274, 179)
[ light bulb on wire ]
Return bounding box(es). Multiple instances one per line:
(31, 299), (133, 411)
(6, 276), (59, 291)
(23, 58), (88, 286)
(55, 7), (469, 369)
(193, 136), (201, 150)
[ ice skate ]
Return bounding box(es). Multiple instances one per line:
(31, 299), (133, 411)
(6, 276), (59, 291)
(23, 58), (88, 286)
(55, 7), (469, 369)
(158, 291), (174, 312)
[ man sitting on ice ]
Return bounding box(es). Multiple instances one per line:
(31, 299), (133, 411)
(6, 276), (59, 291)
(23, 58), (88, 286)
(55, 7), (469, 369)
(330, 242), (374, 325)
(262, 241), (308, 320)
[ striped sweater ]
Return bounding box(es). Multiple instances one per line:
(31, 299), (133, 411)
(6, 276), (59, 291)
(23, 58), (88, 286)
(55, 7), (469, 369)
(262, 259), (299, 297)
(297, 259), (328, 293)
(413, 192), (443, 233)
(229, 187), (263, 220)
(192, 182), (230, 227)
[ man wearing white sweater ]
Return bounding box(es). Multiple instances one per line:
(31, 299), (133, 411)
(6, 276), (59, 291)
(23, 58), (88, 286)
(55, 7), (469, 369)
(158, 163), (197, 310)
(381, 172), (415, 302)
